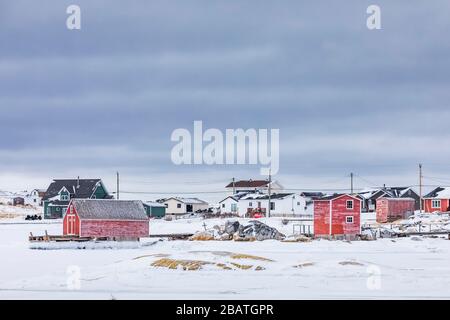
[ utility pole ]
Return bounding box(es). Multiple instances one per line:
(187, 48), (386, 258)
(350, 172), (354, 194)
(268, 169), (272, 218)
(419, 164), (423, 213)
(116, 171), (120, 200)
(232, 177), (236, 195)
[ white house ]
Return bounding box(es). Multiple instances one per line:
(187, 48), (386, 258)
(164, 197), (209, 215)
(236, 193), (313, 218)
(218, 196), (239, 215)
(225, 179), (283, 195)
(24, 189), (46, 206)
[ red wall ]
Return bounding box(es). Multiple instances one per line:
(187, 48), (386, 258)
(63, 204), (80, 235)
(314, 195), (361, 236)
(80, 220), (149, 238)
(424, 199), (450, 213)
(376, 198), (415, 223)
(314, 200), (331, 235)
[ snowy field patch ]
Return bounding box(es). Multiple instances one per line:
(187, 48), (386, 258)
(0, 217), (449, 299)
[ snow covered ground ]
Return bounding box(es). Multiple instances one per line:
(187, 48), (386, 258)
(0, 215), (450, 299)
(0, 204), (42, 221)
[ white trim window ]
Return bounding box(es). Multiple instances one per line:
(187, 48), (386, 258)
(346, 200), (354, 210)
(346, 216), (354, 224)
(431, 199), (441, 209)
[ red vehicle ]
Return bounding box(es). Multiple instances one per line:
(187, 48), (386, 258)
(247, 208), (266, 218)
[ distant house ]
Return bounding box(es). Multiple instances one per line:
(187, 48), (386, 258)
(358, 187), (421, 212)
(237, 193), (313, 218)
(143, 201), (166, 218)
(225, 179), (283, 195)
(25, 189), (46, 206)
(424, 187), (450, 213)
(63, 199), (149, 240)
(0, 191), (17, 205)
(13, 197), (25, 206)
(42, 178), (112, 219)
(314, 194), (362, 238)
(376, 197), (415, 223)
(218, 196), (239, 215)
(163, 197), (209, 215)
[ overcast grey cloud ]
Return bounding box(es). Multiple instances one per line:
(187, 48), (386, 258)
(1, 1), (450, 201)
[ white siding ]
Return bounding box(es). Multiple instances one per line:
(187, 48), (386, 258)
(237, 194), (314, 218)
(219, 198), (238, 214)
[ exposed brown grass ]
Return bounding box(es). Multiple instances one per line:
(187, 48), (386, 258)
(339, 261), (364, 266)
(230, 253), (274, 262)
(294, 262), (315, 268)
(151, 258), (266, 271)
(189, 232), (215, 241)
(151, 258), (212, 271)
(229, 262), (253, 270)
(0, 213), (20, 220)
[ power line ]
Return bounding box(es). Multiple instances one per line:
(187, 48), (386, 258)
(353, 173), (379, 187)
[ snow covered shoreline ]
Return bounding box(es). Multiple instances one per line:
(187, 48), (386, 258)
(0, 216), (450, 299)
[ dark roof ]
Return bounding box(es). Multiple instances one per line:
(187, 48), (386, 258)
(225, 180), (269, 188)
(48, 200), (70, 206)
(424, 187), (447, 199)
(359, 187), (418, 200)
(300, 192), (324, 198)
(318, 194), (344, 200)
(43, 179), (105, 200)
(72, 199), (148, 220)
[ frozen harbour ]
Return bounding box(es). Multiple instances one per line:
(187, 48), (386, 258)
(0, 218), (450, 299)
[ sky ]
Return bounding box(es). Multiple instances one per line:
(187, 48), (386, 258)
(1, 1), (450, 202)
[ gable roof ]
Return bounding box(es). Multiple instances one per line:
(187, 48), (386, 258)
(225, 180), (270, 188)
(358, 187), (418, 200)
(316, 193), (362, 201)
(43, 179), (107, 200)
(219, 196), (238, 203)
(71, 199), (147, 220)
(424, 187), (450, 199)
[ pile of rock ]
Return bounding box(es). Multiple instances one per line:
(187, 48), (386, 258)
(190, 220), (286, 241)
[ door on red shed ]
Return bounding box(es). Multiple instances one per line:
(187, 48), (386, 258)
(66, 215), (76, 235)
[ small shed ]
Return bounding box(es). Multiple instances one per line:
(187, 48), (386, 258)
(219, 196), (239, 215)
(143, 202), (166, 218)
(376, 197), (415, 223)
(63, 199), (149, 240)
(13, 197), (25, 206)
(423, 187), (450, 213)
(314, 194), (361, 238)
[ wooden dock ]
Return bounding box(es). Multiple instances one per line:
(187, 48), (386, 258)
(29, 231), (106, 242)
(148, 233), (193, 240)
